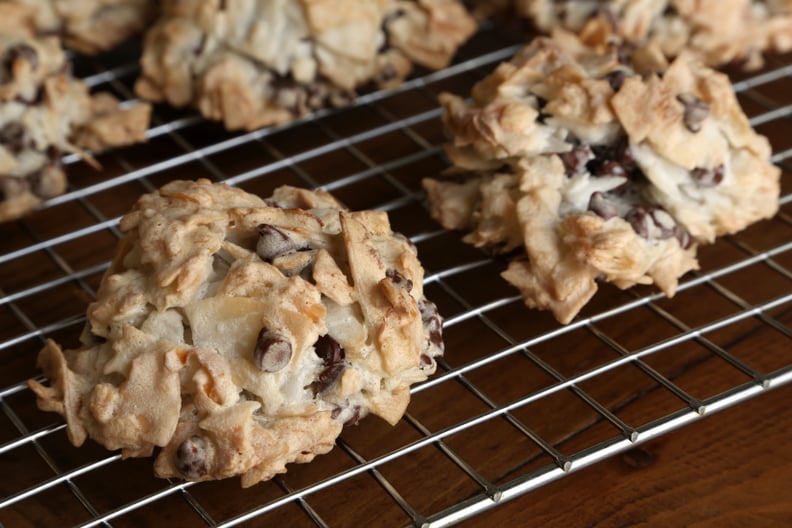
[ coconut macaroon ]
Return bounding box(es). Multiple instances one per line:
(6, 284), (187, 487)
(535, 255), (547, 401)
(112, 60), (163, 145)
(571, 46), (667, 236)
(517, 0), (792, 70)
(422, 32), (779, 324)
(135, 0), (477, 130)
(0, 18), (151, 222)
(1, 0), (156, 54)
(29, 179), (444, 487)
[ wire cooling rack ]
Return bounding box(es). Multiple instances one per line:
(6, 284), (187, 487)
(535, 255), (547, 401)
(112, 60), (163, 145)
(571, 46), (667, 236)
(1, 20), (791, 528)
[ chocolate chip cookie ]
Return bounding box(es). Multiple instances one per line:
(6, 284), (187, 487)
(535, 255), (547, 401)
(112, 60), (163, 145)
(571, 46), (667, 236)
(422, 32), (780, 324)
(0, 27), (151, 221)
(517, 0), (792, 69)
(135, 0), (477, 130)
(29, 179), (444, 487)
(4, 0), (156, 54)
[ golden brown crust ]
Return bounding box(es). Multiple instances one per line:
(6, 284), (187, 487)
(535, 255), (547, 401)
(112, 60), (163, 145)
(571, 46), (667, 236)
(135, 0), (476, 130)
(423, 34), (779, 323)
(29, 179), (445, 486)
(518, 0), (792, 69)
(0, 30), (151, 222)
(3, 0), (156, 54)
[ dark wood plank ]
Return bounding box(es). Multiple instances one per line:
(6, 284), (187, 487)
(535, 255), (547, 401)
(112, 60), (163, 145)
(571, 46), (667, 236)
(460, 381), (792, 527)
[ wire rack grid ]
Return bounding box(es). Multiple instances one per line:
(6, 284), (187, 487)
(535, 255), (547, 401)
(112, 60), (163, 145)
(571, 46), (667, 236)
(0, 21), (791, 528)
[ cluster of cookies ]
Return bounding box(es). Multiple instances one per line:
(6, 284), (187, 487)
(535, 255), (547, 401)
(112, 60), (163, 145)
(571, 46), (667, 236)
(1, 0), (477, 221)
(26, 0), (785, 488)
(517, 0), (792, 70)
(472, 1), (792, 70)
(135, 0), (477, 130)
(423, 4), (783, 323)
(0, 1), (153, 222)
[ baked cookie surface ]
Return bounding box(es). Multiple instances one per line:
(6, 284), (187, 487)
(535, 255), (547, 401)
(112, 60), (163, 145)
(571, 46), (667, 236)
(423, 32), (780, 324)
(135, 0), (477, 130)
(517, 0), (792, 69)
(29, 179), (444, 487)
(0, 26), (151, 222)
(2, 0), (156, 54)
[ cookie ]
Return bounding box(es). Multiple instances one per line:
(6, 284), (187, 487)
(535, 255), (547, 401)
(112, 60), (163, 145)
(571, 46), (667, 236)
(0, 27), (151, 222)
(135, 0), (477, 130)
(2, 0), (156, 54)
(517, 0), (792, 69)
(29, 179), (444, 487)
(422, 32), (780, 324)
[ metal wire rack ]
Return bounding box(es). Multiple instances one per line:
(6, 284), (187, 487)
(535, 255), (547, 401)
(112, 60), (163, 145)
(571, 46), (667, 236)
(1, 20), (791, 528)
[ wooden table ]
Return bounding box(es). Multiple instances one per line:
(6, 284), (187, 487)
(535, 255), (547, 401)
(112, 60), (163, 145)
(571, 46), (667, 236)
(466, 381), (792, 527)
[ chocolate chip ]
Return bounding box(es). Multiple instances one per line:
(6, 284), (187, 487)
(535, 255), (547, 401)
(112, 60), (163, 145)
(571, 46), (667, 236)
(46, 145), (62, 165)
(588, 192), (619, 220)
(316, 362), (345, 392)
(386, 269), (413, 292)
(618, 142), (639, 174)
(676, 93), (710, 133)
(625, 206), (691, 248)
(176, 435), (208, 479)
(559, 145), (593, 177)
(585, 144), (616, 175)
(343, 405), (361, 427)
(313, 334), (346, 392)
(674, 226), (693, 249)
(253, 328), (292, 372)
(625, 206), (655, 239)
(377, 63), (398, 83)
(0, 122), (28, 154)
(691, 164), (724, 187)
(585, 141), (641, 183)
(420, 353), (435, 370)
(596, 160), (628, 179)
(419, 299), (444, 353)
(3, 43), (39, 74)
(331, 405), (362, 426)
(314, 334), (344, 365)
(604, 69), (627, 92)
(256, 224), (300, 262)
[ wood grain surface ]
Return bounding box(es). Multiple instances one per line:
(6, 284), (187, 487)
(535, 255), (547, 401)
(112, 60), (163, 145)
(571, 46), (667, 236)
(463, 381), (792, 528)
